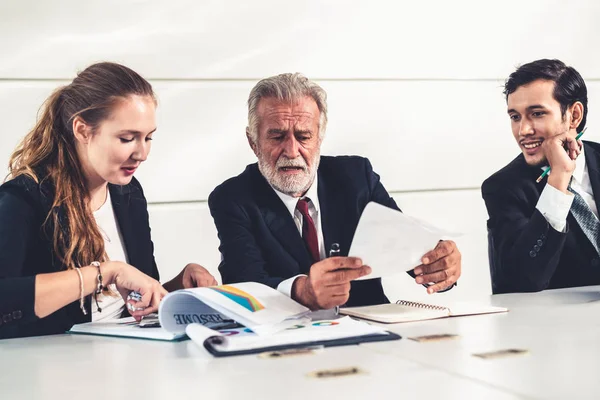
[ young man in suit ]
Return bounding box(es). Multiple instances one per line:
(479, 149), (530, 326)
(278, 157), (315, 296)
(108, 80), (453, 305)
(209, 73), (461, 310)
(483, 59), (600, 294)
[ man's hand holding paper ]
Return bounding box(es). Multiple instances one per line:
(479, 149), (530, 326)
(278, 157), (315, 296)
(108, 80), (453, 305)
(292, 257), (372, 310)
(414, 240), (461, 294)
(348, 202), (462, 293)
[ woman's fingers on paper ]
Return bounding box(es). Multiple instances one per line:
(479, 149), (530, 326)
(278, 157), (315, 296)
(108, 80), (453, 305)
(127, 291), (149, 315)
(131, 292), (161, 318)
(150, 291), (163, 311)
(128, 299), (148, 315)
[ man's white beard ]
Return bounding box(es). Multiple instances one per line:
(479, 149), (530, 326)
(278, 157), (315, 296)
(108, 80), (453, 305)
(258, 151), (320, 197)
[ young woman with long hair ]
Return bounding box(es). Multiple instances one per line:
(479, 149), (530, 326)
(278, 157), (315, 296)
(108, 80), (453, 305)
(0, 62), (216, 339)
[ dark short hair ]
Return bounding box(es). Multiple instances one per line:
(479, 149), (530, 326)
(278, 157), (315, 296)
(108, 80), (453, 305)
(504, 59), (588, 133)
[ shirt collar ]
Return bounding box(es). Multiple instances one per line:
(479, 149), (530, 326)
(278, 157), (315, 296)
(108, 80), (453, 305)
(574, 145), (586, 185)
(271, 174), (320, 217)
(540, 145), (586, 185)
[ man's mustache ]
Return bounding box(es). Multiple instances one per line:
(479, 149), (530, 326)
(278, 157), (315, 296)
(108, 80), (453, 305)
(276, 158), (308, 170)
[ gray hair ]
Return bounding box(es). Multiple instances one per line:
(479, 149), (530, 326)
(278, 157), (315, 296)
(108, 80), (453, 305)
(246, 73), (328, 143)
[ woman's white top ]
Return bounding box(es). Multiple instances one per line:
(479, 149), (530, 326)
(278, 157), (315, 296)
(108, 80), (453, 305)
(91, 189), (128, 322)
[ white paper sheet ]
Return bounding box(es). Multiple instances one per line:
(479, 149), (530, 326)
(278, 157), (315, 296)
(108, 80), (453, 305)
(69, 317), (185, 341)
(348, 202), (461, 279)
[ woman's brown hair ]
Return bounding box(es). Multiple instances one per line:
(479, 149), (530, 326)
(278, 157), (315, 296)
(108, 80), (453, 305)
(8, 62), (155, 270)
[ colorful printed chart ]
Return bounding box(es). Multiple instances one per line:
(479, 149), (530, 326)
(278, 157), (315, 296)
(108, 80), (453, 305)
(219, 330), (240, 336)
(286, 324), (306, 330)
(217, 320), (341, 337)
(209, 285), (265, 312)
(312, 321), (339, 327)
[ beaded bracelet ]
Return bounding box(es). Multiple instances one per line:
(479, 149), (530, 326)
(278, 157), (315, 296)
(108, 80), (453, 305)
(91, 261), (105, 312)
(74, 267), (87, 315)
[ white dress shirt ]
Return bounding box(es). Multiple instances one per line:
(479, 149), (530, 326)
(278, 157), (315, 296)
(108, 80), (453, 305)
(536, 146), (598, 232)
(271, 175), (326, 297)
(91, 190), (128, 321)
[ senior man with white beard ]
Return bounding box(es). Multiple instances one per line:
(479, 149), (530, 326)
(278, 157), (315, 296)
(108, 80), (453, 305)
(208, 73), (461, 310)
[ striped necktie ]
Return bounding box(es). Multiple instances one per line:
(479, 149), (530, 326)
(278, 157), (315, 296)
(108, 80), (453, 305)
(568, 182), (600, 255)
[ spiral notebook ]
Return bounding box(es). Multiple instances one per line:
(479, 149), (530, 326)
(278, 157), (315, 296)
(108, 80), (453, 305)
(339, 300), (507, 323)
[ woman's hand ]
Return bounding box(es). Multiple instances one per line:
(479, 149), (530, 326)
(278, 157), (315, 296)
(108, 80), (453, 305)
(102, 261), (167, 320)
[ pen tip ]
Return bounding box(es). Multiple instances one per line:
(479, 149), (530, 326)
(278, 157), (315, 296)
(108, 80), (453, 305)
(536, 176), (543, 183)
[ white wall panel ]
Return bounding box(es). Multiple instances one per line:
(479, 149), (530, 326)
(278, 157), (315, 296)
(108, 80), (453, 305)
(148, 202), (223, 285)
(0, 81), (62, 175)
(148, 189), (491, 299)
(4, 80), (600, 201)
(392, 189), (489, 234)
(2, 0), (598, 297)
(1, 0), (599, 79)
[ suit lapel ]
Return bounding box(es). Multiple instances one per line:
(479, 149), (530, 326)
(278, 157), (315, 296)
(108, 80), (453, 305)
(251, 167), (312, 270)
(318, 168), (350, 257)
(108, 184), (137, 266)
(515, 154), (547, 196)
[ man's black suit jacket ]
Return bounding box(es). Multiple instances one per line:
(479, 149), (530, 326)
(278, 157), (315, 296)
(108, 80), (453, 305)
(0, 175), (159, 339)
(482, 141), (600, 294)
(209, 155), (399, 307)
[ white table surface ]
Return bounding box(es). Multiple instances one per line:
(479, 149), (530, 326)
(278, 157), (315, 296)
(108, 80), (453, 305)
(364, 286), (600, 400)
(2, 286), (598, 400)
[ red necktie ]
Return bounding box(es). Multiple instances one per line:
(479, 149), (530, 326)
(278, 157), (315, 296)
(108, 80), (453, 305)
(296, 198), (320, 263)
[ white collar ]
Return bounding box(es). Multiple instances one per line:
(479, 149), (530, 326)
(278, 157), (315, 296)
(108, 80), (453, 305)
(271, 174), (320, 217)
(574, 145), (586, 185)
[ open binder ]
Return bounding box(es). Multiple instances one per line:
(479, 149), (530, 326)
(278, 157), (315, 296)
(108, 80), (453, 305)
(185, 316), (401, 357)
(68, 316), (186, 341)
(69, 282), (309, 341)
(69, 283), (401, 353)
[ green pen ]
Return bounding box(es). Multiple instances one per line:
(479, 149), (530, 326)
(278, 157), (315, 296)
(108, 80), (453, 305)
(536, 127), (587, 183)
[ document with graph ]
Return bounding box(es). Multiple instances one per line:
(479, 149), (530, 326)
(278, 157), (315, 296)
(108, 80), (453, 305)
(69, 283), (310, 341)
(69, 283), (402, 350)
(158, 282), (310, 336)
(184, 316), (400, 357)
(159, 284), (400, 356)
